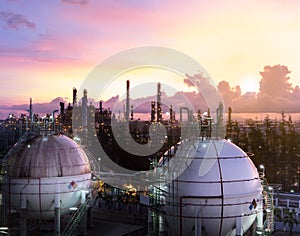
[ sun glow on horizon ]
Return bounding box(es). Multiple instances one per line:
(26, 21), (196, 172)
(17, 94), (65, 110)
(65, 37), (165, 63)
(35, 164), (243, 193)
(1, 0), (300, 118)
(239, 75), (260, 94)
(99, 67), (198, 102)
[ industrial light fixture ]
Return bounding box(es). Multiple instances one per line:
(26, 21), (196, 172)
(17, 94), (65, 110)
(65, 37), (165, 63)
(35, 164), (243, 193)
(0, 226), (9, 235)
(259, 164), (264, 170)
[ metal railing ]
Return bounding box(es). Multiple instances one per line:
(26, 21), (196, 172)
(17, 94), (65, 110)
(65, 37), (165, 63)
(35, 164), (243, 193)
(261, 175), (274, 234)
(62, 199), (89, 236)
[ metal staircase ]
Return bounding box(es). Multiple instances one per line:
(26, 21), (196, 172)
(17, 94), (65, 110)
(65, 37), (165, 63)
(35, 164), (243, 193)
(62, 199), (89, 236)
(0, 129), (39, 225)
(2, 131), (32, 163)
(264, 191), (274, 233)
(261, 177), (274, 235)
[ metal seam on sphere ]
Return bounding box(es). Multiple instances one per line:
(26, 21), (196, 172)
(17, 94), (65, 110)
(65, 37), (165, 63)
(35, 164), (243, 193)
(213, 140), (224, 236)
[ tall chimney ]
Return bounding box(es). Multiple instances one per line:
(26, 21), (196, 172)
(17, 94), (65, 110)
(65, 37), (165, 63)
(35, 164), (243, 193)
(130, 104), (134, 121)
(216, 102), (223, 125)
(29, 97), (33, 121)
(151, 101), (156, 122)
(126, 80), (130, 121)
(197, 109), (202, 123)
(82, 89), (88, 130)
(157, 83), (162, 122)
(169, 105), (173, 123)
(73, 87), (77, 106)
(99, 101), (103, 115)
(228, 106), (232, 124)
(60, 102), (65, 115)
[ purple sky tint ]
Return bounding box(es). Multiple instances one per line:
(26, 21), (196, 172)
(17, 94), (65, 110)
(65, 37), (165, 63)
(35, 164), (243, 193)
(0, 0), (300, 118)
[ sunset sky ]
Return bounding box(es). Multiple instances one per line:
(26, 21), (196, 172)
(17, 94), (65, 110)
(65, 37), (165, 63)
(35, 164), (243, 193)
(1, 0), (300, 111)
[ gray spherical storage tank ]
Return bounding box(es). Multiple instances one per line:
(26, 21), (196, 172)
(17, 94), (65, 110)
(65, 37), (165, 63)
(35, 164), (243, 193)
(7, 135), (91, 219)
(156, 139), (263, 236)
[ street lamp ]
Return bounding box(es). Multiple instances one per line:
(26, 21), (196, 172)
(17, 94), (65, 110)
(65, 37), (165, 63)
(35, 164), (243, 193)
(98, 157), (101, 176)
(268, 186), (273, 192)
(259, 164), (265, 178)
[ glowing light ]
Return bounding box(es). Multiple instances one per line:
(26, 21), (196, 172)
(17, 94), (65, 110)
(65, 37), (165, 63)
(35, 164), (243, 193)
(259, 164), (264, 170)
(240, 75), (259, 94)
(0, 226), (8, 235)
(74, 136), (80, 141)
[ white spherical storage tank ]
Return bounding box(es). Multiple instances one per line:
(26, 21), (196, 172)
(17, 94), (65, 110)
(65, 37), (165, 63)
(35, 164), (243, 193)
(157, 139), (262, 236)
(6, 135), (91, 219)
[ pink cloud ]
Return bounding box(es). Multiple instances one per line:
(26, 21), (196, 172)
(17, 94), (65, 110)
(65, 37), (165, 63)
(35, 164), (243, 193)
(183, 78), (195, 87)
(218, 65), (300, 113)
(62, 0), (88, 5)
(0, 11), (35, 30)
(0, 97), (65, 119)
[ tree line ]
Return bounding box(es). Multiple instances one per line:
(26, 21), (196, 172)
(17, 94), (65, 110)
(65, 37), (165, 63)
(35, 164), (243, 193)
(226, 111), (300, 192)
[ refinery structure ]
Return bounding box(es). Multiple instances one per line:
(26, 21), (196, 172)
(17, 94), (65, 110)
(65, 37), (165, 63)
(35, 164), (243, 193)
(0, 80), (299, 235)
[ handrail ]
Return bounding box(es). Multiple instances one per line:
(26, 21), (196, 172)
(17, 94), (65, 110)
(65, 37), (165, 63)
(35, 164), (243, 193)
(1, 131), (31, 163)
(62, 199), (89, 236)
(261, 177), (274, 234)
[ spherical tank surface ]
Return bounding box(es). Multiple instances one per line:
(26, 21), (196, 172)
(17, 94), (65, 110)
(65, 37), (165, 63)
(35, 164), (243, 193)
(159, 139), (262, 236)
(7, 134), (91, 219)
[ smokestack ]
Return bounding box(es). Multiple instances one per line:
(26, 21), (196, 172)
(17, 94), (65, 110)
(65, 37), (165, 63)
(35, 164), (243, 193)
(29, 98), (33, 121)
(216, 102), (223, 125)
(67, 103), (71, 110)
(73, 87), (77, 106)
(60, 102), (65, 115)
(157, 83), (162, 122)
(126, 80), (130, 121)
(216, 102), (224, 138)
(82, 89), (88, 130)
(169, 105), (173, 123)
(228, 106), (232, 124)
(26, 98), (34, 130)
(151, 101), (156, 122)
(130, 104), (134, 121)
(99, 101), (103, 122)
(99, 101), (103, 115)
(197, 109), (202, 123)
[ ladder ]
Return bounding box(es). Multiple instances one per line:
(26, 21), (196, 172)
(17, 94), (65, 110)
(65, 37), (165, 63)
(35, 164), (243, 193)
(2, 131), (32, 162)
(264, 190), (274, 233)
(0, 130), (33, 225)
(62, 199), (89, 236)
(261, 178), (274, 235)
